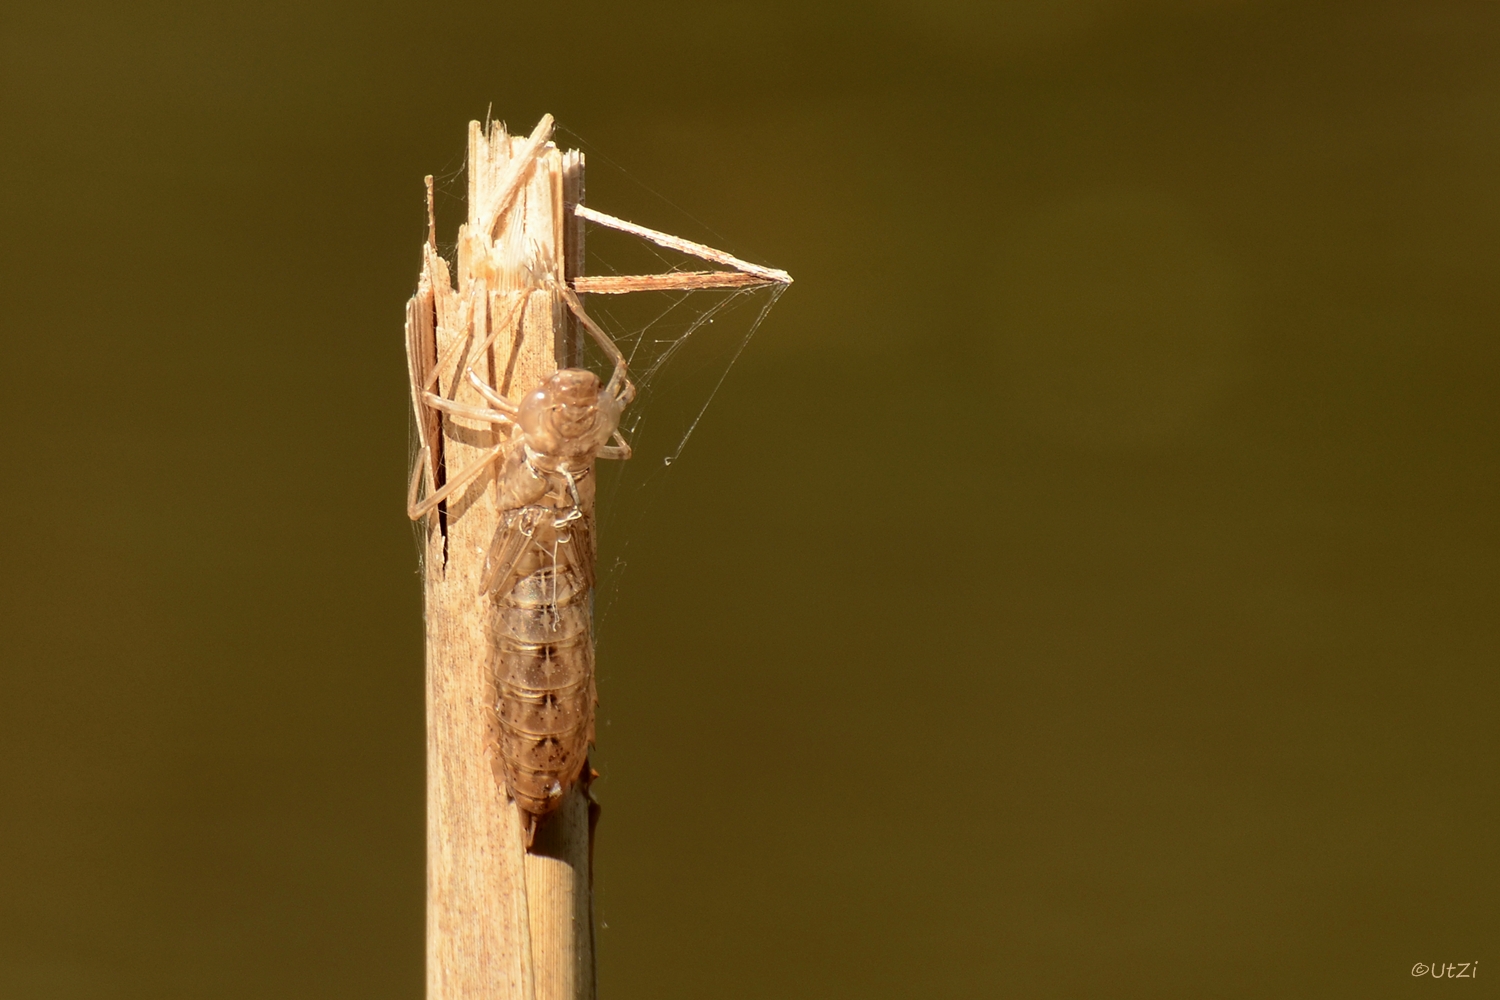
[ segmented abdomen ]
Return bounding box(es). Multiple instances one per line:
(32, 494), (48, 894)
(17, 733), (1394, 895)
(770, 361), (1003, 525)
(491, 508), (596, 818)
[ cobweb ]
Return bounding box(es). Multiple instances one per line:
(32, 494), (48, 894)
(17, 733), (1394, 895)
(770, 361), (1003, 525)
(569, 230), (788, 626)
(582, 281), (786, 620)
(418, 123), (789, 627)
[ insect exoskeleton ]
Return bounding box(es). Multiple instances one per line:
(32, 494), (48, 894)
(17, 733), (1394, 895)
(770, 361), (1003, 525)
(409, 289), (635, 840)
(488, 366), (627, 824)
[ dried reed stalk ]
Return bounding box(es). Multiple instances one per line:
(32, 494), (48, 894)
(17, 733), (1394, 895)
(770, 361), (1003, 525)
(408, 115), (593, 1000)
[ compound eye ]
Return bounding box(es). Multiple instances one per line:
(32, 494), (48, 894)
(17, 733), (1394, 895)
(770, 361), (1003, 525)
(518, 388), (551, 437)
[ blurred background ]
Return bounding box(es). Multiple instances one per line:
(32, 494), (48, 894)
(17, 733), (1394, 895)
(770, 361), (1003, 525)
(2, 2), (1497, 997)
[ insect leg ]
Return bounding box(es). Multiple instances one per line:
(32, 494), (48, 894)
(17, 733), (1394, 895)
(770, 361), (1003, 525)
(596, 430), (632, 461)
(469, 292), (527, 375)
(465, 369), (520, 415)
(423, 322), (475, 402)
(422, 391), (516, 427)
(407, 443), (506, 520)
(559, 286), (636, 407)
(406, 445), (434, 521)
(417, 289), (524, 405)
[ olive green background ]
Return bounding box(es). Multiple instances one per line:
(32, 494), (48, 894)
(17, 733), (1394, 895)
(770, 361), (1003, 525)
(2, 2), (1497, 997)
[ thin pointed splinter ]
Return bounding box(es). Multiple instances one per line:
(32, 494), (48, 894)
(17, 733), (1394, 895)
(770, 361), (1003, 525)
(571, 271), (778, 294)
(573, 205), (793, 285)
(425, 175), (436, 249)
(483, 114), (555, 238)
